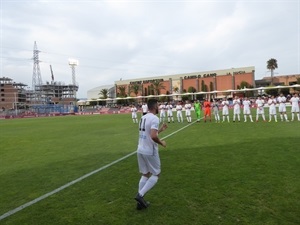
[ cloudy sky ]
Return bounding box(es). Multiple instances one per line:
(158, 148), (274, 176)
(1, 0), (299, 98)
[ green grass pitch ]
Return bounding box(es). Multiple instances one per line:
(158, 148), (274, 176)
(0, 112), (299, 225)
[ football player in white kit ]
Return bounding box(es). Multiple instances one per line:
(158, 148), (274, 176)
(131, 104), (138, 123)
(141, 102), (148, 116)
(221, 97), (230, 122)
(277, 93), (289, 122)
(212, 99), (220, 123)
(166, 101), (174, 123)
(267, 95), (277, 122)
(242, 97), (253, 122)
(176, 101), (183, 123)
(159, 103), (166, 123)
(232, 96), (241, 122)
(255, 96), (266, 122)
(135, 99), (167, 210)
(184, 100), (192, 123)
(290, 93), (300, 121)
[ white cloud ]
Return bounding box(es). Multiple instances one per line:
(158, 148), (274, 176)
(1, 0), (299, 98)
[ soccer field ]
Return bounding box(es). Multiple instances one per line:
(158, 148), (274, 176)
(0, 113), (299, 225)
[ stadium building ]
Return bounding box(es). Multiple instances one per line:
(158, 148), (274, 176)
(114, 66), (256, 99)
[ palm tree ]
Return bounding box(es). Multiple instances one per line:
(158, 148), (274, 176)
(173, 86), (179, 93)
(267, 58), (278, 86)
(117, 86), (127, 97)
(129, 83), (141, 96)
(99, 89), (108, 99)
(150, 80), (165, 95)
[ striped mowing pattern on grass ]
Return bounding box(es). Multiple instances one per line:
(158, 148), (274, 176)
(0, 119), (196, 221)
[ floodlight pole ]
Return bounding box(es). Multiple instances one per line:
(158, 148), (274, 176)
(68, 59), (78, 102)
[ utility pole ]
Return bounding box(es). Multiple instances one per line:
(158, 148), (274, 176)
(32, 41), (43, 104)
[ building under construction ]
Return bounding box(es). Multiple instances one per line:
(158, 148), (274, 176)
(0, 77), (28, 110)
(31, 41), (79, 106)
(1, 42), (79, 115)
(35, 81), (78, 105)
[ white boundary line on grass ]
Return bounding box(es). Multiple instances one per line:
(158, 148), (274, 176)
(0, 120), (198, 221)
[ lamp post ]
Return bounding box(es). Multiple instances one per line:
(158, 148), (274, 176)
(14, 92), (18, 116)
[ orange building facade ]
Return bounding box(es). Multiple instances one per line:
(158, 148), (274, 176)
(114, 66), (255, 98)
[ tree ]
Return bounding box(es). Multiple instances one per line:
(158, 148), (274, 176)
(173, 86), (179, 93)
(117, 86), (127, 97)
(201, 80), (208, 92)
(267, 58), (278, 86)
(150, 80), (165, 95)
(129, 83), (141, 96)
(209, 82), (214, 92)
(99, 89), (108, 99)
(187, 86), (196, 93)
(240, 81), (251, 89)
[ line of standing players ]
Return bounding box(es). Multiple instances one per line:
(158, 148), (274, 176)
(130, 93), (300, 123)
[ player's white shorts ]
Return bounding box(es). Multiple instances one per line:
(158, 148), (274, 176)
(278, 104), (286, 113)
(256, 107), (264, 114)
(291, 106), (300, 113)
(160, 112), (166, 118)
(213, 108), (219, 115)
(167, 110), (173, 117)
(269, 107), (276, 115)
(233, 108), (240, 114)
(132, 113), (137, 119)
(137, 153), (161, 176)
(222, 108), (229, 115)
(177, 111), (183, 117)
(185, 110), (191, 116)
(243, 108), (251, 115)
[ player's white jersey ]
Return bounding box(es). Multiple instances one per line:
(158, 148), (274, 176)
(159, 104), (166, 112)
(176, 105), (183, 111)
(243, 100), (251, 114)
(290, 96), (300, 112)
(137, 113), (159, 156)
(277, 96), (287, 105)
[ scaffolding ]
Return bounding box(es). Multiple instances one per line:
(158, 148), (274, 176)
(35, 82), (78, 104)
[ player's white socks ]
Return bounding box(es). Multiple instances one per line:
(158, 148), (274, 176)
(139, 175), (159, 197)
(138, 176), (148, 192)
(297, 113), (300, 121)
(280, 114), (283, 121)
(262, 114), (266, 121)
(284, 114), (288, 121)
(249, 115), (253, 122)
